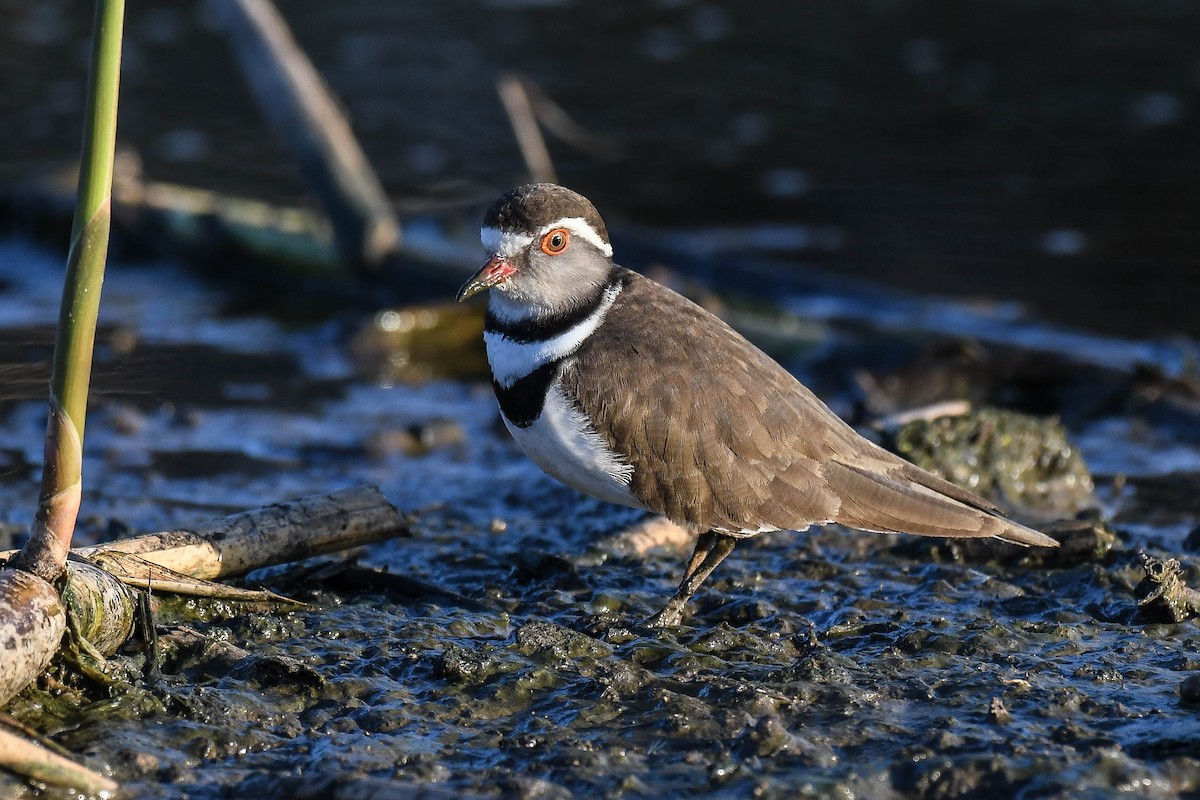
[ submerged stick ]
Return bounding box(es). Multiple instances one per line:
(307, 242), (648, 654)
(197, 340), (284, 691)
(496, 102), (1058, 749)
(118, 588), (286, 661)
(509, 74), (623, 161)
(15, 167), (481, 291)
(498, 73), (557, 184)
(211, 0), (400, 271)
(87, 551), (303, 606)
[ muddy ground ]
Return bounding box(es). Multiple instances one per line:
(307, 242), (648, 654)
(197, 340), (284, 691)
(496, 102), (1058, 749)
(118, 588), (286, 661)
(1, 238), (1198, 798)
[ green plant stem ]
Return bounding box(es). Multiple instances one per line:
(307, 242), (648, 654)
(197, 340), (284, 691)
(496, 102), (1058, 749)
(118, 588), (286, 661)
(14, 0), (124, 582)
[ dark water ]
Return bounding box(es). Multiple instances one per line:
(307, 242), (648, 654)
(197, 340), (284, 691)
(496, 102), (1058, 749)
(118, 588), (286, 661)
(2, 1), (1200, 338)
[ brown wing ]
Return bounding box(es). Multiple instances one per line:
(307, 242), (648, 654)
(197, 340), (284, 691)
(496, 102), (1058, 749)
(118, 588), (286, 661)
(559, 269), (1057, 548)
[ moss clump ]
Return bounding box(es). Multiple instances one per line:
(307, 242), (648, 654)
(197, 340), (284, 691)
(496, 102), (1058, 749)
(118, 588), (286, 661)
(893, 407), (1095, 518)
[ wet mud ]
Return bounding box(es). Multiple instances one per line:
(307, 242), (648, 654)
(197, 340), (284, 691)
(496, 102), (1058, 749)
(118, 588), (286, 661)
(0, 240), (1198, 798)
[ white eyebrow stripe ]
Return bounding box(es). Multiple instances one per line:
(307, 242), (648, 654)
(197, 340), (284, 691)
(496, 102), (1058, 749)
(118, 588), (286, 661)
(479, 218), (613, 259)
(538, 217), (613, 258)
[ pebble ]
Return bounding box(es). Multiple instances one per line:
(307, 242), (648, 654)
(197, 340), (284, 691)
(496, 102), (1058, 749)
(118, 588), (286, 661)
(1180, 674), (1200, 706)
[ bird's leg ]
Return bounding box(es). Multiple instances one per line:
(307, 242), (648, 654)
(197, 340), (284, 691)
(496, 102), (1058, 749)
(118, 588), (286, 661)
(643, 531), (737, 628)
(680, 530), (720, 584)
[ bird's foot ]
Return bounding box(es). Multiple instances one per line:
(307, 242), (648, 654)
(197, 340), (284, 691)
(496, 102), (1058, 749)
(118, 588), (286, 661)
(642, 598), (687, 629)
(641, 531), (736, 629)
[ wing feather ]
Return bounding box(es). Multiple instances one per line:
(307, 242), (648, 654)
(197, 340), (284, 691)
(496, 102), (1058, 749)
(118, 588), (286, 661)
(557, 268), (1056, 548)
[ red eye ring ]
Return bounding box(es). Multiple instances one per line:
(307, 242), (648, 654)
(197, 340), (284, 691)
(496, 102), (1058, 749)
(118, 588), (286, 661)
(540, 228), (570, 255)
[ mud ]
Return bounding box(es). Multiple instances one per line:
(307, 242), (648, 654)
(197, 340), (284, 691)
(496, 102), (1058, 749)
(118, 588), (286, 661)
(0, 240), (1199, 798)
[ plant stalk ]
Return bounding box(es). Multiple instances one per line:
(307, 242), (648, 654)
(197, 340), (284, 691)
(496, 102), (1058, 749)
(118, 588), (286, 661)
(13, 0), (125, 582)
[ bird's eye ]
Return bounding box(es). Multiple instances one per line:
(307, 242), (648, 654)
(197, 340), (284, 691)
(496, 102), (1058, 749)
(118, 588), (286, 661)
(540, 229), (570, 255)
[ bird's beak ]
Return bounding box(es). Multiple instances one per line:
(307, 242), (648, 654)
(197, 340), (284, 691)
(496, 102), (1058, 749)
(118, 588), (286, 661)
(456, 255), (516, 302)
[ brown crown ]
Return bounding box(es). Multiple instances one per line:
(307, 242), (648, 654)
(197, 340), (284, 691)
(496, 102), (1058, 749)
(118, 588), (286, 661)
(483, 183), (610, 243)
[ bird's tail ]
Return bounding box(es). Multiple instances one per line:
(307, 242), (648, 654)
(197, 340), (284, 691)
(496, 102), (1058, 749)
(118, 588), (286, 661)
(825, 459), (1059, 548)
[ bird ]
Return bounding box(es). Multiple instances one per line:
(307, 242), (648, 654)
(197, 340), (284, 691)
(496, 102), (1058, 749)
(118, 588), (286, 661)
(457, 183), (1058, 627)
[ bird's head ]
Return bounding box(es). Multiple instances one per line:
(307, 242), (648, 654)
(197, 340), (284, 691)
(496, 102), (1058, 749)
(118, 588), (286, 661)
(457, 183), (615, 319)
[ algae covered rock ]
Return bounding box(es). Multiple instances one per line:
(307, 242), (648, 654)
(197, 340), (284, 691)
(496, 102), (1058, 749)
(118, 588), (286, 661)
(891, 407), (1095, 518)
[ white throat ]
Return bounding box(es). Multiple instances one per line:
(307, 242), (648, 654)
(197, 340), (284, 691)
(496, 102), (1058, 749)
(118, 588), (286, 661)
(484, 281), (623, 388)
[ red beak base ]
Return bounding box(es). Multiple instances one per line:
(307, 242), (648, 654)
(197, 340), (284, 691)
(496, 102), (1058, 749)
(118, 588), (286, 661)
(457, 256), (516, 302)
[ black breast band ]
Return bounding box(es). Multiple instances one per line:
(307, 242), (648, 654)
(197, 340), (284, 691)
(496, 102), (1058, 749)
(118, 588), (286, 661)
(493, 361), (561, 428)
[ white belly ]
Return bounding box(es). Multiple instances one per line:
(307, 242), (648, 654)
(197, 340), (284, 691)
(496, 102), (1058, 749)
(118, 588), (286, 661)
(504, 381), (641, 509)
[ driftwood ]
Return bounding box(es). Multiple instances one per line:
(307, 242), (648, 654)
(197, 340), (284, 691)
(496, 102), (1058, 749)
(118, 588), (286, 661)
(0, 486), (405, 691)
(70, 484), (407, 581)
(0, 485), (404, 789)
(1, 483), (403, 792)
(60, 560), (138, 658)
(209, 0), (400, 272)
(495, 73), (626, 185)
(11, 160), (481, 292)
(0, 724), (116, 797)
(86, 552), (301, 606)
(2, 485), (405, 583)
(871, 399), (974, 431)
(0, 571), (66, 708)
(505, 75), (623, 161)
